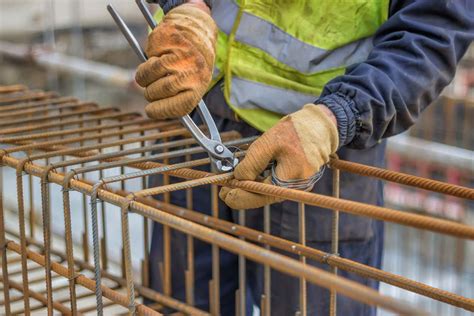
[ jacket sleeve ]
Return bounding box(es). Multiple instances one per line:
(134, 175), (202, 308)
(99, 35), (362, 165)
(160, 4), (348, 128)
(154, 0), (212, 13)
(316, 0), (474, 149)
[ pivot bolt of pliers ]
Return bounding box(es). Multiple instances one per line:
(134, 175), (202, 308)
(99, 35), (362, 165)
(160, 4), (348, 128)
(215, 144), (224, 154)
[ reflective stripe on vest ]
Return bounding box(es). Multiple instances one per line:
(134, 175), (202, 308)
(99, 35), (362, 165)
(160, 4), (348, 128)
(211, 0), (389, 131)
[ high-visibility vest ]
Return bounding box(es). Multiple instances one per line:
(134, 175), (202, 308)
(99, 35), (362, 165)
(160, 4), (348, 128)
(156, 0), (390, 131)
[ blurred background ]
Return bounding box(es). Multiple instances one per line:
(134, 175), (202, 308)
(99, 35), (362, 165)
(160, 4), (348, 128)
(0, 1), (473, 315)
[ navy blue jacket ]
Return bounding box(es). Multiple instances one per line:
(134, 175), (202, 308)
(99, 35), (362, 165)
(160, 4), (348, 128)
(157, 0), (473, 149)
(317, 0), (474, 148)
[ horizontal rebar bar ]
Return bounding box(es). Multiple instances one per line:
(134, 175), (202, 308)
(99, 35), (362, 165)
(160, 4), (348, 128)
(0, 91), (57, 105)
(0, 85), (472, 316)
(5, 229), (209, 316)
(0, 156), (425, 315)
(129, 197), (474, 311)
(0, 96), (77, 113)
(5, 240), (161, 316)
(0, 275), (75, 315)
(329, 158), (474, 200)
(0, 110), (140, 135)
(0, 84), (27, 94)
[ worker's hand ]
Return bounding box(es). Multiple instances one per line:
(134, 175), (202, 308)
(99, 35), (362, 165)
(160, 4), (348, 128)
(220, 104), (339, 209)
(135, 3), (217, 120)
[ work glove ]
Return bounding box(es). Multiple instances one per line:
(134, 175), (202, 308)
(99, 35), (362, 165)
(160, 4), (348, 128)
(219, 104), (339, 210)
(135, 3), (217, 120)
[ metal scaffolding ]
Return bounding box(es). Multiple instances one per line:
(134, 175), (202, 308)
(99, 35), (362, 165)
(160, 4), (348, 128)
(0, 84), (473, 315)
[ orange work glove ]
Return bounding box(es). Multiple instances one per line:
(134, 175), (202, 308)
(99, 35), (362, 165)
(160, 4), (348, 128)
(219, 104), (339, 209)
(135, 3), (217, 119)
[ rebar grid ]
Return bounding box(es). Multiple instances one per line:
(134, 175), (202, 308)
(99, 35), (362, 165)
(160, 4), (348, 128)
(0, 85), (472, 315)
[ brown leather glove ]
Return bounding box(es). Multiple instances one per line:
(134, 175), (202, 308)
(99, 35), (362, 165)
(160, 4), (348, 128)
(220, 104), (339, 209)
(135, 3), (217, 120)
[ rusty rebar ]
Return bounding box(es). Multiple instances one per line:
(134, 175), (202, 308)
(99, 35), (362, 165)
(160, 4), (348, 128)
(329, 158), (474, 200)
(6, 240), (161, 316)
(1, 85), (472, 315)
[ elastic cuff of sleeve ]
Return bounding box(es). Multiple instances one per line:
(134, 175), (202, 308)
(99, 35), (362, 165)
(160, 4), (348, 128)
(315, 93), (357, 147)
(157, 0), (186, 13)
(156, 0), (212, 13)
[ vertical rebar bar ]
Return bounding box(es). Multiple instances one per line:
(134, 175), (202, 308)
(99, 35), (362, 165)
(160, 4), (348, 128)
(40, 169), (54, 316)
(238, 209), (246, 316)
(15, 161), (31, 315)
(121, 199), (137, 315)
(141, 132), (150, 288)
(0, 164), (11, 315)
(329, 168), (340, 316)
(211, 184), (220, 315)
(263, 203), (271, 316)
(298, 202), (307, 316)
(28, 173), (35, 238)
(162, 137), (172, 297)
(61, 174), (78, 314)
(185, 146), (195, 306)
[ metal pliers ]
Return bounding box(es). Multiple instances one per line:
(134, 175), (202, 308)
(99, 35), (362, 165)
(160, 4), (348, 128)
(107, 0), (238, 172)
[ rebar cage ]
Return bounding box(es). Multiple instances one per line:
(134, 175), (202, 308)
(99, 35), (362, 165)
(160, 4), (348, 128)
(0, 84), (472, 315)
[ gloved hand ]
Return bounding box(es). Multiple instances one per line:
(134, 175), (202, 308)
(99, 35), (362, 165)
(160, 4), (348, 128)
(135, 3), (217, 120)
(219, 104), (339, 209)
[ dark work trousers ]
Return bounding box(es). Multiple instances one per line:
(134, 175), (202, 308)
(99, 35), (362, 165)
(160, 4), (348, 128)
(147, 85), (386, 316)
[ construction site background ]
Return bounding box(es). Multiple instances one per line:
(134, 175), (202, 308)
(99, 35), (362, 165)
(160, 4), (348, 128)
(0, 1), (473, 315)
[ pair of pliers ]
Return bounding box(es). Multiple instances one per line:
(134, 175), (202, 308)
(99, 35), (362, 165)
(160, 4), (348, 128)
(107, 0), (238, 172)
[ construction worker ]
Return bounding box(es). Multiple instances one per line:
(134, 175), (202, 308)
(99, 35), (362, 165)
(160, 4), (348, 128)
(136, 0), (473, 315)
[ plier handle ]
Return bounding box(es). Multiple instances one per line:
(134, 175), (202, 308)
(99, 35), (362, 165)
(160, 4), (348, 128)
(107, 1), (238, 172)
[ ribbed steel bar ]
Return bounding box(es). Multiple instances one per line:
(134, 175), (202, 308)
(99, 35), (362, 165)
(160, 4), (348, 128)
(0, 96), (76, 113)
(2, 144), (471, 240)
(40, 164), (54, 315)
(61, 174), (79, 314)
(0, 117), (156, 143)
(14, 160), (32, 315)
(0, 104), (106, 127)
(1, 85), (472, 316)
(298, 202), (307, 316)
(1, 154), (426, 314)
(8, 122), (182, 163)
(329, 167), (340, 316)
(0, 275), (74, 315)
(5, 229), (208, 316)
(0, 116), (165, 155)
(237, 209), (246, 316)
(329, 158), (474, 200)
(0, 84), (27, 94)
(130, 197), (474, 312)
(88, 160), (215, 315)
(0, 169), (11, 315)
(0, 91), (57, 105)
(5, 240), (160, 316)
(0, 101), (84, 120)
(126, 196), (424, 315)
(0, 110), (140, 136)
(228, 179), (474, 239)
(63, 138), (246, 314)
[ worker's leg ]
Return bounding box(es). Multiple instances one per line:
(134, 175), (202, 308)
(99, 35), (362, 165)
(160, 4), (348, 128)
(265, 218), (384, 316)
(148, 177), (240, 314)
(147, 111), (261, 314)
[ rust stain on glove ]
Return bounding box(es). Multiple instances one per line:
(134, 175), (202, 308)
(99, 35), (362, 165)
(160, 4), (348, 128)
(135, 3), (217, 119)
(220, 104), (339, 210)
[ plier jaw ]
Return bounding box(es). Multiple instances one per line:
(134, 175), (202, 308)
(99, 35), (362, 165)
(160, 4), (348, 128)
(107, 1), (238, 173)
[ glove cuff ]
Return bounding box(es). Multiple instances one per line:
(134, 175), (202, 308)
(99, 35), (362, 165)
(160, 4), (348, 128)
(290, 104), (339, 169)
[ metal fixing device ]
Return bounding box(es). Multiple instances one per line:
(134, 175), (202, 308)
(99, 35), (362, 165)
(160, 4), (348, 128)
(107, 0), (238, 173)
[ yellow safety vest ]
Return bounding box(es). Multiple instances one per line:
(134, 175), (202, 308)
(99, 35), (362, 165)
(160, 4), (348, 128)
(157, 0), (390, 131)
